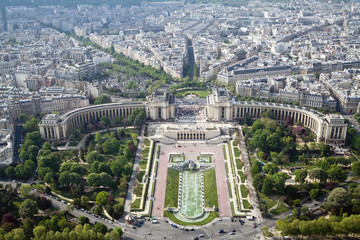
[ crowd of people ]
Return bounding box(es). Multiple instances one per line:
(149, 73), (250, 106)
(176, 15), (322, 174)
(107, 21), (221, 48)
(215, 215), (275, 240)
(175, 105), (205, 121)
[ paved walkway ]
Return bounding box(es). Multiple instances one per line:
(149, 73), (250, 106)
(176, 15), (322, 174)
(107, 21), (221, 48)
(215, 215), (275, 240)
(123, 126), (145, 216)
(238, 127), (263, 223)
(152, 144), (170, 217)
(212, 144), (232, 217)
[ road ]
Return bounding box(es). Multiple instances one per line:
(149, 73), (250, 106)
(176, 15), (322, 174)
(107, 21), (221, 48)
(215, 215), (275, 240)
(122, 218), (263, 240)
(186, 38), (195, 80)
(0, 179), (265, 240)
(345, 115), (360, 133)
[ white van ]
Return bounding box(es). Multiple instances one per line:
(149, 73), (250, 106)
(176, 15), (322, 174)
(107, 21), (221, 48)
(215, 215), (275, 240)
(246, 216), (254, 221)
(152, 220), (159, 224)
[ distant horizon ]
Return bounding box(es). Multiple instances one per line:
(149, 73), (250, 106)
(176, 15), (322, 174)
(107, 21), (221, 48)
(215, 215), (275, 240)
(1, 0), (250, 9)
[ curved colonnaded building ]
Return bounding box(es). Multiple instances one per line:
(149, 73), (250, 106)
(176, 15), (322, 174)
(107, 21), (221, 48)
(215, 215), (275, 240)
(39, 88), (347, 145)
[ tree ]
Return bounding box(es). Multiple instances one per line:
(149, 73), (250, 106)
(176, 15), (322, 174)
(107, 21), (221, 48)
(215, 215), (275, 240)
(263, 163), (279, 175)
(253, 174), (264, 191)
(251, 161), (262, 176)
(87, 173), (101, 187)
(94, 95), (112, 104)
(326, 187), (351, 215)
(276, 219), (301, 236)
(23, 118), (39, 133)
(352, 161), (360, 176)
(100, 116), (111, 127)
(327, 165), (347, 183)
(126, 80), (137, 89)
(69, 129), (81, 141)
(110, 162), (123, 177)
(19, 199), (38, 218)
(261, 109), (274, 119)
(319, 143), (331, 157)
(105, 231), (121, 240)
(128, 108), (146, 126)
(81, 196), (90, 208)
(20, 184), (32, 199)
(309, 188), (320, 199)
(96, 191), (110, 205)
(25, 131), (42, 147)
(37, 196), (52, 210)
(14, 163), (33, 179)
(6, 166), (15, 178)
(102, 139), (120, 154)
(85, 151), (104, 164)
(294, 169), (308, 184)
(285, 115), (294, 126)
(78, 215), (89, 225)
(21, 218), (35, 238)
(3, 228), (26, 240)
(111, 203), (124, 219)
(100, 172), (114, 188)
(114, 227), (123, 237)
(59, 171), (71, 186)
(1, 213), (18, 226)
(262, 177), (274, 196)
(309, 168), (328, 183)
(19, 113), (29, 123)
(33, 226), (46, 239)
(19, 149), (29, 161)
(93, 222), (107, 234)
(251, 120), (265, 135)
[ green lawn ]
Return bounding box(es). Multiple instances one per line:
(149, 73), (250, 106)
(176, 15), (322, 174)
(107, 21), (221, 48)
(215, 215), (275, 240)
(235, 158), (243, 169)
(242, 199), (253, 209)
(204, 169), (218, 208)
(151, 179), (156, 197)
(238, 171), (246, 183)
(249, 155), (257, 165)
(171, 155), (185, 163)
(163, 211), (219, 226)
(131, 198), (141, 209)
(142, 147), (150, 158)
(134, 184), (143, 197)
(225, 162), (229, 176)
(235, 182), (241, 211)
(231, 202), (235, 215)
(144, 139), (151, 147)
(233, 147), (241, 158)
(259, 193), (277, 209)
(240, 185), (248, 198)
(13, 200), (23, 217)
(118, 198), (125, 207)
(227, 181), (233, 199)
(174, 89), (211, 98)
(156, 145), (160, 159)
(270, 204), (289, 215)
(139, 160), (148, 170)
(223, 146), (227, 160)
(137, 171), (146, 182)
(164, 168), (179, 208)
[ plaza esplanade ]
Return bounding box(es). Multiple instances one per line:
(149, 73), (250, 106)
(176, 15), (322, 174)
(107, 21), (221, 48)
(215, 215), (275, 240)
(39, 88), (347, 145)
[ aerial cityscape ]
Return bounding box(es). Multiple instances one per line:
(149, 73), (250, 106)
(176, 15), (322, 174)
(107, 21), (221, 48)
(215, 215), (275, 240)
(0, 0), (360, 239)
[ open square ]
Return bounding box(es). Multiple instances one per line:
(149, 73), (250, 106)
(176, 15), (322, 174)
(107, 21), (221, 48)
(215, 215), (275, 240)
(152, 143), (231, 221)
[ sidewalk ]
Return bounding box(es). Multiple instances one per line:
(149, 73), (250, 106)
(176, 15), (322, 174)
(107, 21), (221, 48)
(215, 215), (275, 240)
(123, 125), (145, 216)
